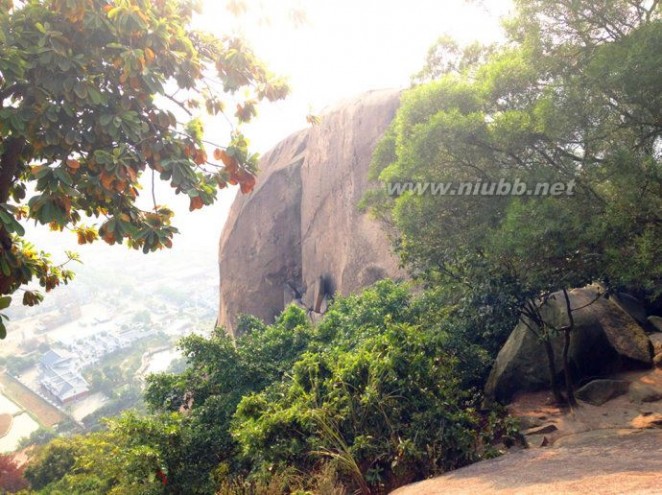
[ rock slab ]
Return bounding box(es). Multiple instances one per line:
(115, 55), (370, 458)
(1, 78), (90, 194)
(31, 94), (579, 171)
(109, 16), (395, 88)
(218, 90), (406, 335)
(390, 430), (662, 495)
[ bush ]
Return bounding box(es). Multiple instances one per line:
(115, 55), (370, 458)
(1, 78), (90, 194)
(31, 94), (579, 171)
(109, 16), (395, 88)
(232, 282), (516, 493)
(27, 281), (517, 494)
(17, 427), (57, 449)
(0, 453), (28, 493)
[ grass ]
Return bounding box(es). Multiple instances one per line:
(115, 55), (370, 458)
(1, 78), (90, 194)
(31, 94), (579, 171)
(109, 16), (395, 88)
(0, 373), (67, 428)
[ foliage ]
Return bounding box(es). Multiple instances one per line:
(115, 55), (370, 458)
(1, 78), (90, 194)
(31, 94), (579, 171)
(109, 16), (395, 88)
(82, 386), (143, 431)
(25, 282), (514, 494)
(25, 413), (188, 494)
(313, 279), (416, 350)
(232, 323), (510, 493)
(3, 353), (39, 376)
(214, 464), (347, 495)
(0, 0), (288, 336)
(0, 453), (28, 493)
(370, 0), (662, 288)
(227, 282), (513, 493)
(412, 280), (518, 386)
(23, 437), (78, 491)
(17, 426), (57, 450)
(367, 0), (662, 402)
(411, 35), (495, 84)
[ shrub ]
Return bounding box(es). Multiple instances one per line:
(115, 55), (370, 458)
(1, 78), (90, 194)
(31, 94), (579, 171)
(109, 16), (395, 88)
(233, 316), (513, 493)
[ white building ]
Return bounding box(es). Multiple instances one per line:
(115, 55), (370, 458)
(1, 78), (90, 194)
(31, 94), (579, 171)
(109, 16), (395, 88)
(39, 349), (90, 404)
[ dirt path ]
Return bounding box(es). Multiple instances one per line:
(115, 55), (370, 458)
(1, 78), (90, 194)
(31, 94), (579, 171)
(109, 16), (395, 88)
(392, 368), (662, 495)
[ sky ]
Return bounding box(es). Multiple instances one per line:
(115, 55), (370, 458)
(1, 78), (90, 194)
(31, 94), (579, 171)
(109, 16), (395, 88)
(18, 0), (514, 312)
(198, 0), (512, 153)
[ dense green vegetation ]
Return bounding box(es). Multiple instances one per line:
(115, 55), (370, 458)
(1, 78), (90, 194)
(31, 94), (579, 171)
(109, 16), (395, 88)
(366, 0), (662, 403)
(22, 282), (518, 494)
(0, 352), (40, 375)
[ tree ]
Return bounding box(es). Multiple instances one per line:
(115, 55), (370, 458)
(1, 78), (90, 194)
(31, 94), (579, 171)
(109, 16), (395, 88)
(0, 0), (288, 337)
(0, 453), (28, 493)
(23, 437), (78, 490)
(368, 0), (662, 404)
(232, 282), (517, 494)
(25, 281), (516, 493)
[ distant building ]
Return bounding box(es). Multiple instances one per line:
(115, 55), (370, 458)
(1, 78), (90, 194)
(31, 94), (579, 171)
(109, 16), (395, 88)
(39, 349), (90, 404)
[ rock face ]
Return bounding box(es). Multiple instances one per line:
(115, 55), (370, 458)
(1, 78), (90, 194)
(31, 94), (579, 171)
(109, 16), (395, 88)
(485, 286), (653, 402)
(575, 379), (630, 406)
(218, 90), (406, 335)
(217, 130), (307, 332)
(648, 316), (662, 333)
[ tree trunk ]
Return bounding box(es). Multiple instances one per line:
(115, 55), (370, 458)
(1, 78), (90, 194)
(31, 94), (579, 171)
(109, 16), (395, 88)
(561, 289), (577, 407)
(543, 336), (564, 404)
(522, 299), (564, 405)
(562, 327), (577, 407)
(0, 137), (24, 204)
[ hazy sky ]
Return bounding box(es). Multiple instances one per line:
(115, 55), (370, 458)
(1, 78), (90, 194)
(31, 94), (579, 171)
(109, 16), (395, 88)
(198, 0), (512, 152)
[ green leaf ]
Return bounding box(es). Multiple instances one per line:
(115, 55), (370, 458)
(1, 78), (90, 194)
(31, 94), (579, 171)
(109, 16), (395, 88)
(0, 320), (6, 339)
(74, 82), (88, 99)
(99, 114), (113, 126)
(34, 166), (51, 180)
(54, 167), (73, 186)
(65, 130), (77, 145)
(63, 77), (75, 93)
(0, 208), (12, 225)
(0, 257), (9, 277)
(0, 208), (25, 236)
(88, 87), (103, 105)
(0, 296), (11, 310)
(12, 220), (25, 237)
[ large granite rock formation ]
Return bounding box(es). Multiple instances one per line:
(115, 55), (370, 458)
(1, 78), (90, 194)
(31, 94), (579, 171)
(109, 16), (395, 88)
(218, 89), (405, 335)
(485, 286), (654, 402)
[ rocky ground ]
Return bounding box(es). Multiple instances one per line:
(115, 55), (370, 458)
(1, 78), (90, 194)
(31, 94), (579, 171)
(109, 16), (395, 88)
(391, 367), (662, 495)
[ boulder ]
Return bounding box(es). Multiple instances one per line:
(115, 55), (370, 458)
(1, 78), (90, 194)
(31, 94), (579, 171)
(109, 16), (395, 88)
(648, 316), (662, 333)
(217, 131), (307, 330)
(298, 91), (406, 311)
(575, 379), (630, 406)
(629, 383), (662, 404)
(649, 332), (662, 354)
(486, 286), (653, 402)
(611, 292), (649, 328)
(218, 90), (406, 335)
